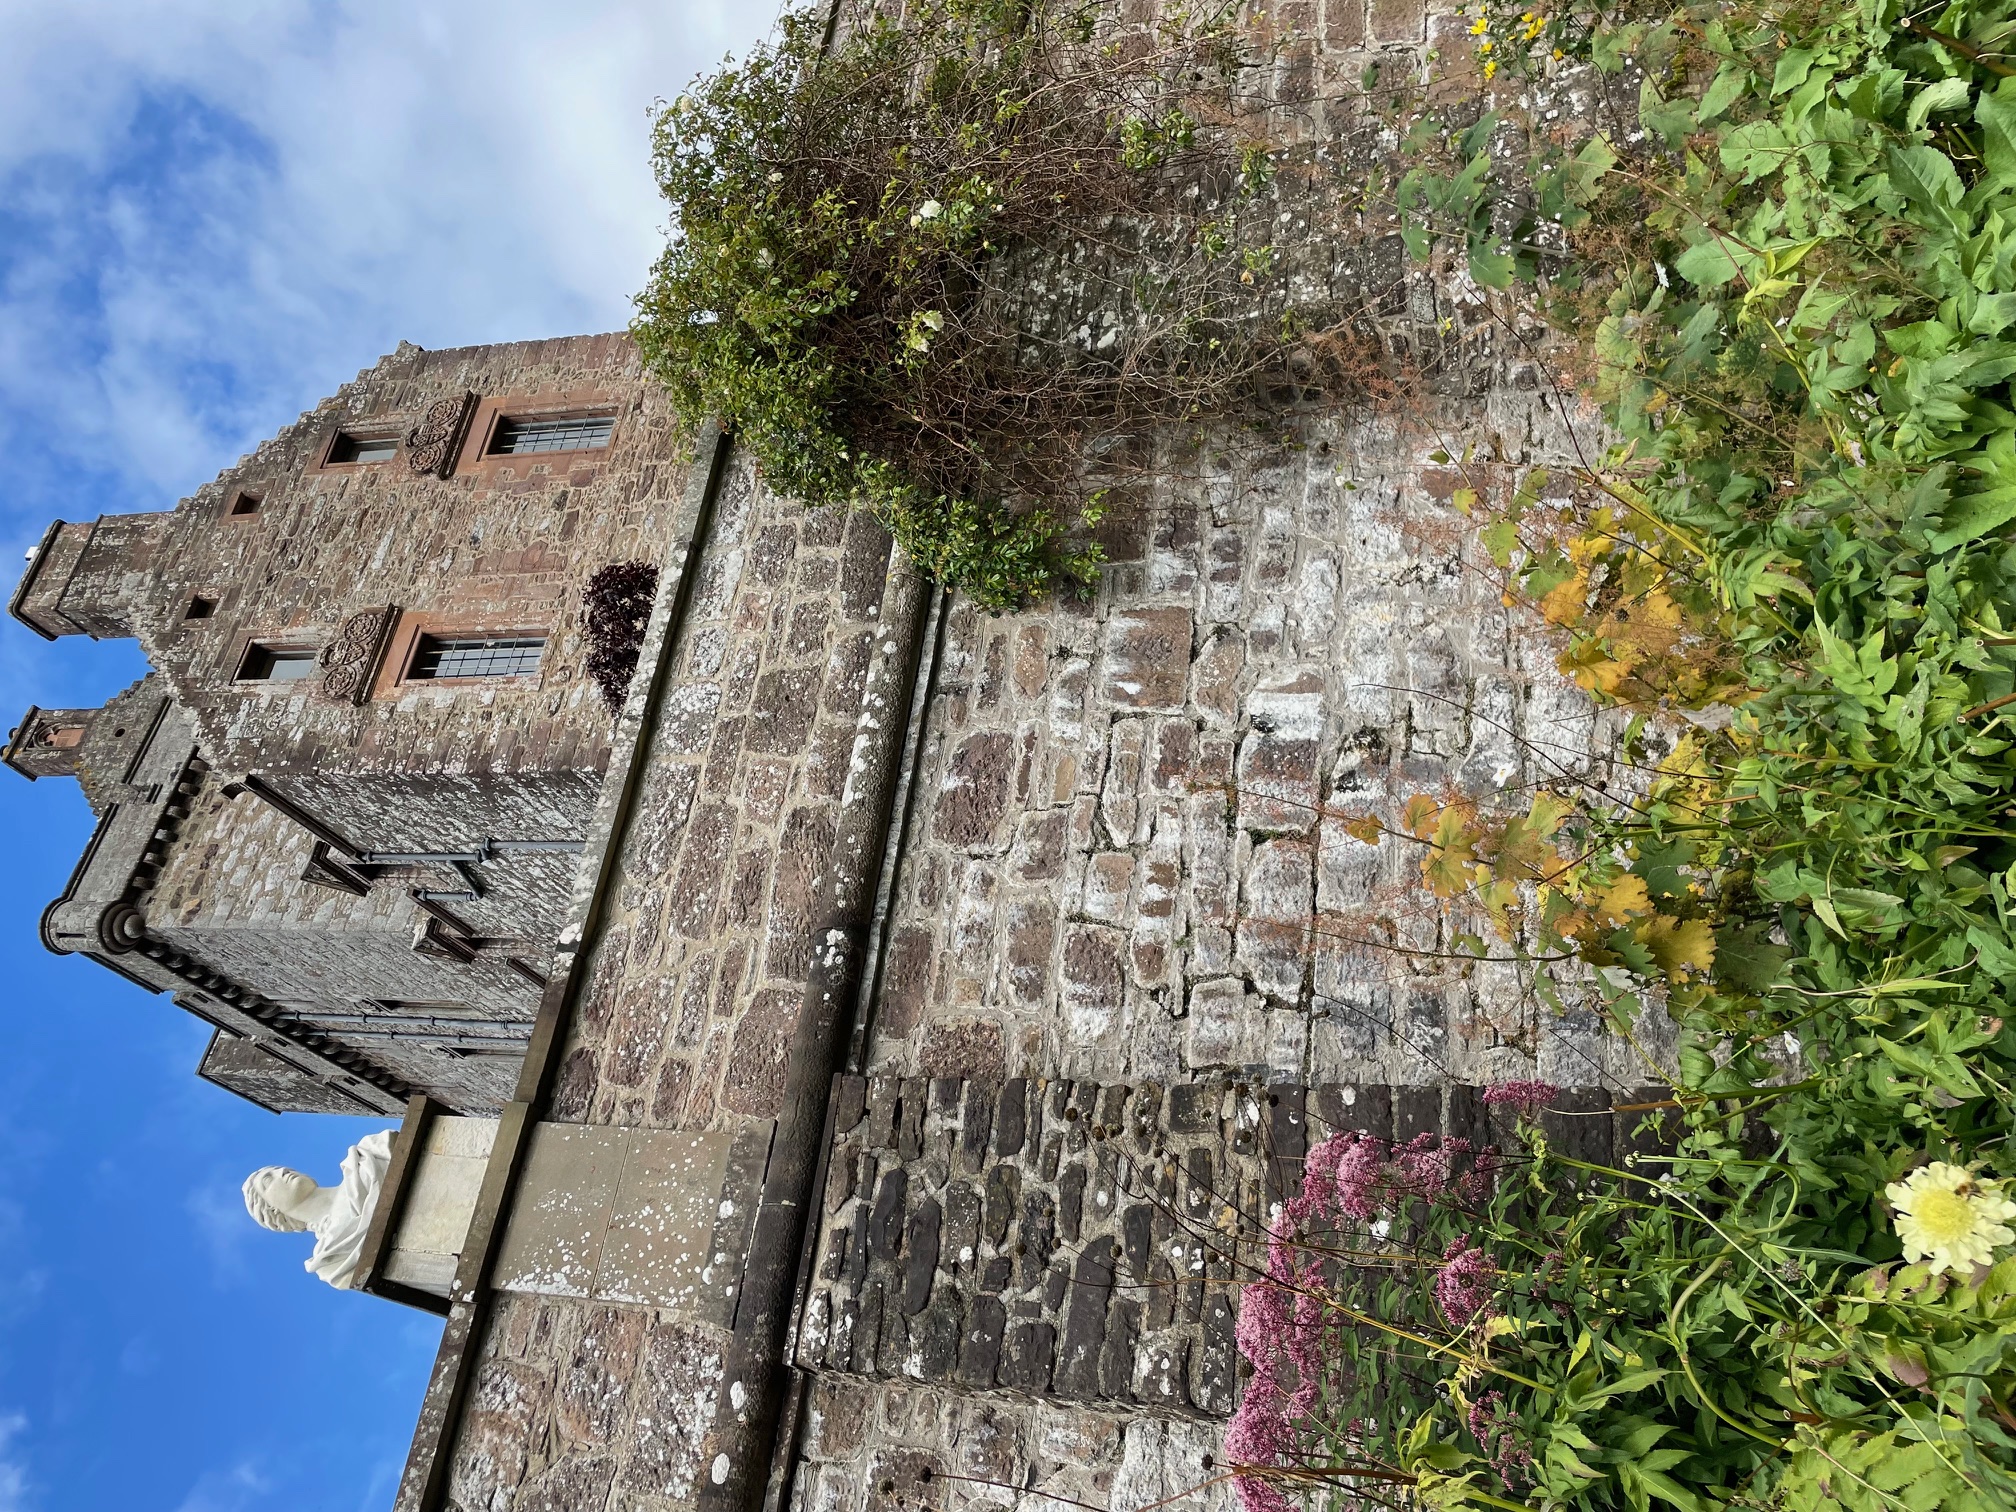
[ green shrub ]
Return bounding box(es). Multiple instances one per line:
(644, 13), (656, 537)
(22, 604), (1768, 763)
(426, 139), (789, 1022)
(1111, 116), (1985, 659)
(633, 0), (1330, 606)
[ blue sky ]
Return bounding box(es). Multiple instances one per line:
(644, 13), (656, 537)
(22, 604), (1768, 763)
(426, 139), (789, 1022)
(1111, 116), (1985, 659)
(0, 2), (775, 1506)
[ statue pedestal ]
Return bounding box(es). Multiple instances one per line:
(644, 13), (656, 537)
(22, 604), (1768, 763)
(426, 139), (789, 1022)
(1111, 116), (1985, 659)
(350, 1098), (766, 1318)
(355, 1099), (499, 1312)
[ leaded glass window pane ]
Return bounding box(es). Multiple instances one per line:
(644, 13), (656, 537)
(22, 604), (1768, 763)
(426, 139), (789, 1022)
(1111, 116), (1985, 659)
(409, 635), (545, 680)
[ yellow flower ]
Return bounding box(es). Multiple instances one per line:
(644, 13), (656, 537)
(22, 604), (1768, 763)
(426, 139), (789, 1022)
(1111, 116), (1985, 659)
(1483, 58), (1498, 78)
(1470, 16), (1489, 32)
(1887, 1162), (2016, 1275)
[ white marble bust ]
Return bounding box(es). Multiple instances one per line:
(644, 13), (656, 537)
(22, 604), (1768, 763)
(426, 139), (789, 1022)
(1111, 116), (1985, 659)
(242, 1129), (396, 1290)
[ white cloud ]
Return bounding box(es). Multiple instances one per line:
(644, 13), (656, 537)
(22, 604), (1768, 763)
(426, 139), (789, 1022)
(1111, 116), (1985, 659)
(0, 0), (784, 505)
(170, 1458), (270, 1512)
(184, 1176), (273, 1286)
(0, 1412), (28, 1512)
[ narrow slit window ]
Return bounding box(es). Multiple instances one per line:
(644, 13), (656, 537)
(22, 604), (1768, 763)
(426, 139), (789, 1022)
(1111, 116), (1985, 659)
(237, 644), (319, 682)
(487, 413), (614, 456)
(328, 431), (398, 464)
(408, 634), (545, 680)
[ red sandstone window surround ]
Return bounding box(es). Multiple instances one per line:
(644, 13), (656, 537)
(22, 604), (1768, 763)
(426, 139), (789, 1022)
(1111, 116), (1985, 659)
(322, 430), (400, 466)
(235, 643), (318, 683)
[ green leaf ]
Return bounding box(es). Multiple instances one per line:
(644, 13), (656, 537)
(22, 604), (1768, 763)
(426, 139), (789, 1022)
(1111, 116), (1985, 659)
(1468, 243), (1516, 289)
(1811, 893), (1846, 938)
(1979, 82), (2016, 185)
(1771, 48), (1815, 96)
(1907, 76), (1973, 133)
(1674, 238), (1744, 289)
(1887, 141), (1966, 216)
(1700, 63), (1755, 121)
(1480, 519), (1520, 566)
(1930, 489), (2016, 552)
(1720, 120), (1791, 182)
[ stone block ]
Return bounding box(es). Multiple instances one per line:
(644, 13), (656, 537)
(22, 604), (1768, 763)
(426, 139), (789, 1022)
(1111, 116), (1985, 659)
(1131, 1335), (1189, 1409)
(983, 1164), (1020, 1247)
(920, 1020), (1005, 1082)
(933, 732), (1017, 850)
(746, 667), (822, 754)
(999, 1320), (1057, 1394)
(1057, 1162), (1087, 1243)
(956, 1083), (994, 1175)
(902, 1197), (942, 1316)
(1186, 978), (1256, 1069)
(516, 1454), (616, 1512)
(910, 1292), (962, 1379)
(1017, 1187), (1056, 1289)
(1541, 1087), (1613, 1168)
(721, 986), (798, 1116)
(1082, 851), (1134, 923)
(1166, 1081), (1220, 1135)
(1395, 1084), (1441, 1144)
(943, 1180), (981, 1271)
(956, 1294), (1007, 1389)
(995, 1079), (1028, 1159)
(857, 1161), (906, 1258)
(1100, 607), (1193, 711)
(1054, 1240), (1118, 1396)
(1004, 901), (1057, 1008)
(1236, 675), (1324, 833)
(1194, 1279), (1237, 1414)
(1236, 839), (1314, 1004)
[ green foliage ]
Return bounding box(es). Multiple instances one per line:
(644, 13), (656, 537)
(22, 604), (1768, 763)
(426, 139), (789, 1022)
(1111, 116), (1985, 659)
(1249, 2), (2016, 1509)
(633, 0), (1291, 608)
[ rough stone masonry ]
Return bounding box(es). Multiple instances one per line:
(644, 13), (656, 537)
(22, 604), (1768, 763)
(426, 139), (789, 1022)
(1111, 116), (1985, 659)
(5, 2), (1671, 1509)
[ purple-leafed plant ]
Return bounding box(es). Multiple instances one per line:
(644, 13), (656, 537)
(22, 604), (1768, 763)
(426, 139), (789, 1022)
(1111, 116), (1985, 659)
(583, 561), (659, 709)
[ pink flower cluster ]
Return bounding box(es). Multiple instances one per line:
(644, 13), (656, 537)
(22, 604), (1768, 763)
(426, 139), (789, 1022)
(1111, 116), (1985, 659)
(1285, 1128), (1494, 1229)
(1227, 1128), (1508, 1511)
(1433, 1236), (1493, 1326)
(1479, 1080), (1559, 1117)
(1465, 1389), (1534, 1490)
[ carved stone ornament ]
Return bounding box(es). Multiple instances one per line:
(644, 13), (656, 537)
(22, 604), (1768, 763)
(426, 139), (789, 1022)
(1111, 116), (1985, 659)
(404, 391), (477, 479)
(318, 605), (400, 705)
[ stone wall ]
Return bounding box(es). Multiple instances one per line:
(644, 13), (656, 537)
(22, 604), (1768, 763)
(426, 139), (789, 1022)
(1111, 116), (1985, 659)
(421, 457), (912, 1505)
(792, 1379), (1233, 1512)
(375, 2), (1676, 1505)
(545, 457), (900, 1133)
(798, 1074), (1673, 1432)
(445, 1297), (726, 1512)
(137, 333), (684, 811)
(866, 390), (1672, 1103)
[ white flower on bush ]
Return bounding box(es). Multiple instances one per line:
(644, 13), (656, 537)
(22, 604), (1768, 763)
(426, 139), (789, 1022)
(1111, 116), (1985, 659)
(1886, 1162), (2016, 1275)
(909, 199), (943, 227)
(904, 309), (945, 354)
